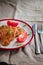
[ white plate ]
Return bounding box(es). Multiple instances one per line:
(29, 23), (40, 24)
(0, 19), (34, 50)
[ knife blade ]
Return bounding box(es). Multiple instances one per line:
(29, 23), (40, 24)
(32, 24), (40, 54)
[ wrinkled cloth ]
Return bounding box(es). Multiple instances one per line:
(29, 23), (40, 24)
(15, 0), (43, 21)
(0, 0), (43, 65)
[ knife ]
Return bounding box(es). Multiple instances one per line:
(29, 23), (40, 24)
(38, 24), (43, 53)
(32, 24), (40, 54)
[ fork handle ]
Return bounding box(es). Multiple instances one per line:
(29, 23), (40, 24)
(40, 34), (43, 46)
(34, 33), (40, 54)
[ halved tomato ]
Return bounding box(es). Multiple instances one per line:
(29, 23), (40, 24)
(7, 21), (11, 26)
(7, 21), (18, 27)
(17, 32), (27, 42)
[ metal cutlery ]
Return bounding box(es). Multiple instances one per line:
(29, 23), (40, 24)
(38, 24), (43, 53)
(32, 24), (40, 54)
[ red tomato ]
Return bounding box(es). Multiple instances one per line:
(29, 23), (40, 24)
(11, 22), (18, 27)
(7, 21), (18, 27)
(17, 32), (27, 42)
(7, 21), (11, 26)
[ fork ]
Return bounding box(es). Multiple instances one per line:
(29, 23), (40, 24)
(38, 24), (43, 53)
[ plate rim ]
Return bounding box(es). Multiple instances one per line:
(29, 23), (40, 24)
(0, 18), (34, 50)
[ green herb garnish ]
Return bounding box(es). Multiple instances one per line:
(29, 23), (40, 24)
(7, 29), (11, 35)
(16, 43), (23, 46)
(28, 32), (32, 36)
(23, 24), (26, 27)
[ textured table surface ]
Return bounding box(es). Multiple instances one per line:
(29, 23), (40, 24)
(0, 0), (43, 65)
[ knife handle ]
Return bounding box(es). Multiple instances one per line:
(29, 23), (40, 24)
(34, 33), (40, 54)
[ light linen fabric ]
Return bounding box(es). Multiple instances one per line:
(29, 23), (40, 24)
(15, 0), (43, 21)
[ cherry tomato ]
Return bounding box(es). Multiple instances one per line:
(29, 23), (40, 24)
(7, 21), (11, 26)
(7, 21), (18, 27)
(17, 32), (27, 42)
(11, 22), (18, 27)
